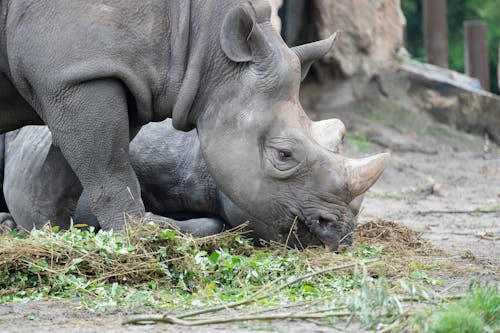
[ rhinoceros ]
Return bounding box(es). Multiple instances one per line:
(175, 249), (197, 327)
(0, 0), (388, 250)
(0, 118), (363, 248)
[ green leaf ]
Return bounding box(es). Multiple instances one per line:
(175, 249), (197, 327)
(158, 230), (176, 240)
(209, 251), (220, 263)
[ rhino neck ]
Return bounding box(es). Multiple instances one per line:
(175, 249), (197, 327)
(164, 0), (221, 131)
(165, 0), (243, 132)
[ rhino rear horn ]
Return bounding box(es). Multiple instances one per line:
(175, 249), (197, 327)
(311, 118), (346, 153)
(292, 32), (338, 81)
(344, 152), (390, 198)
(220, 1), (273, 63)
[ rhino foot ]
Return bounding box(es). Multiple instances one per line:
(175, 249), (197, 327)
(0, 212), (16, 232)
(145, 213), (226, 238)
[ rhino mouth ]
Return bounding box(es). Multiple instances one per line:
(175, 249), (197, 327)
(304, 213), (343, 252)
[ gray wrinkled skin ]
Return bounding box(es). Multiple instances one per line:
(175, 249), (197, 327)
(0, 120), (361, 247)
(0, 0), (387, 250)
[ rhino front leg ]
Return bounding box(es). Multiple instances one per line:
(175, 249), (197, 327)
(0, 212), (16, 232)
(41, 79), (144, 230)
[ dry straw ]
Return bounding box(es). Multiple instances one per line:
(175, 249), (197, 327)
(0, 218), (450, 293)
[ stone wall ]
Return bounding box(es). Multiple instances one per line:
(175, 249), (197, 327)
(312, 0), (406, 79)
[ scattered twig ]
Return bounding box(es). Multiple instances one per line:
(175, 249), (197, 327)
(125, 311), (352, 326)
(247, 298), (328, 316)
(438, 277), (473, 297)
(179, 260), (375, 319)
(124, 259), (378, 326)
(302, 305), (349, 315)
(377, 317), (410, 333)
(283, 216), (299, 251)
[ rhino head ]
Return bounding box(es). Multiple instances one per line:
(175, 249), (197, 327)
(195, 1), (389, 251)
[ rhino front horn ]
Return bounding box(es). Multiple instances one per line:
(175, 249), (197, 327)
(345, 152), (390, 198)
(292, 32), (338, 81)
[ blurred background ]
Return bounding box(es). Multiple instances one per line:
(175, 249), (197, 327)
(269, 0), (500, 144)
(402, 0), (500, 93)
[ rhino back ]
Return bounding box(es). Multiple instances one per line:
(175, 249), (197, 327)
(4, 0), (172, 125)
(0, 133), (7, 212)
(130, 120), (221, 218)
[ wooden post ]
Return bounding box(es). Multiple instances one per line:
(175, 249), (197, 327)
(464, 21), (490, 90)
(423, 0), (448, 68)
(497, 43), (499, 92)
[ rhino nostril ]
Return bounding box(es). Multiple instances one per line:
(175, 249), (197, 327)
(324, 234), (340, 252)
(319, 218), (329, 229)
(324, 241), (339, 252)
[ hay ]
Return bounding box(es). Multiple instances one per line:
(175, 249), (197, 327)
(355, 219), (443, 256)
(0, 218), (451, 293)
(353, 219), (448, 278)
(0, 221), (252, 292)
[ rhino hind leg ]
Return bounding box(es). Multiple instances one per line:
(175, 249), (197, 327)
(3, 127), (83, 230)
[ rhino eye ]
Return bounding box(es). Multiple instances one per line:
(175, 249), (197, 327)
(278, 149), (292, 161)
(263, 141), (304, 176)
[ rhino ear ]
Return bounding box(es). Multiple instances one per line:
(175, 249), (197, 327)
(220, 3), (256, 62)
(292, 32), (338, 81)
(220, 1), (272, 63)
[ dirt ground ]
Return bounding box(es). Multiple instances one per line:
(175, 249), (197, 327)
(0, 97), (499, 332)
(325, 100), (500, 264)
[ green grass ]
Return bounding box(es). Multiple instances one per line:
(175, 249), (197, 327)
(348, 243), (384, 258)
(0, 224), (379, 310)
(345, 132), (373, 153)
(416, 285), (500, 333)
(0, 223), (496, 330)
(409, 262), (443, 286)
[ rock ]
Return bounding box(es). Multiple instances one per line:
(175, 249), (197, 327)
(312, 0), (405, 79)
(378, 57), (500, 143)
(358, 124), (438, 155)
